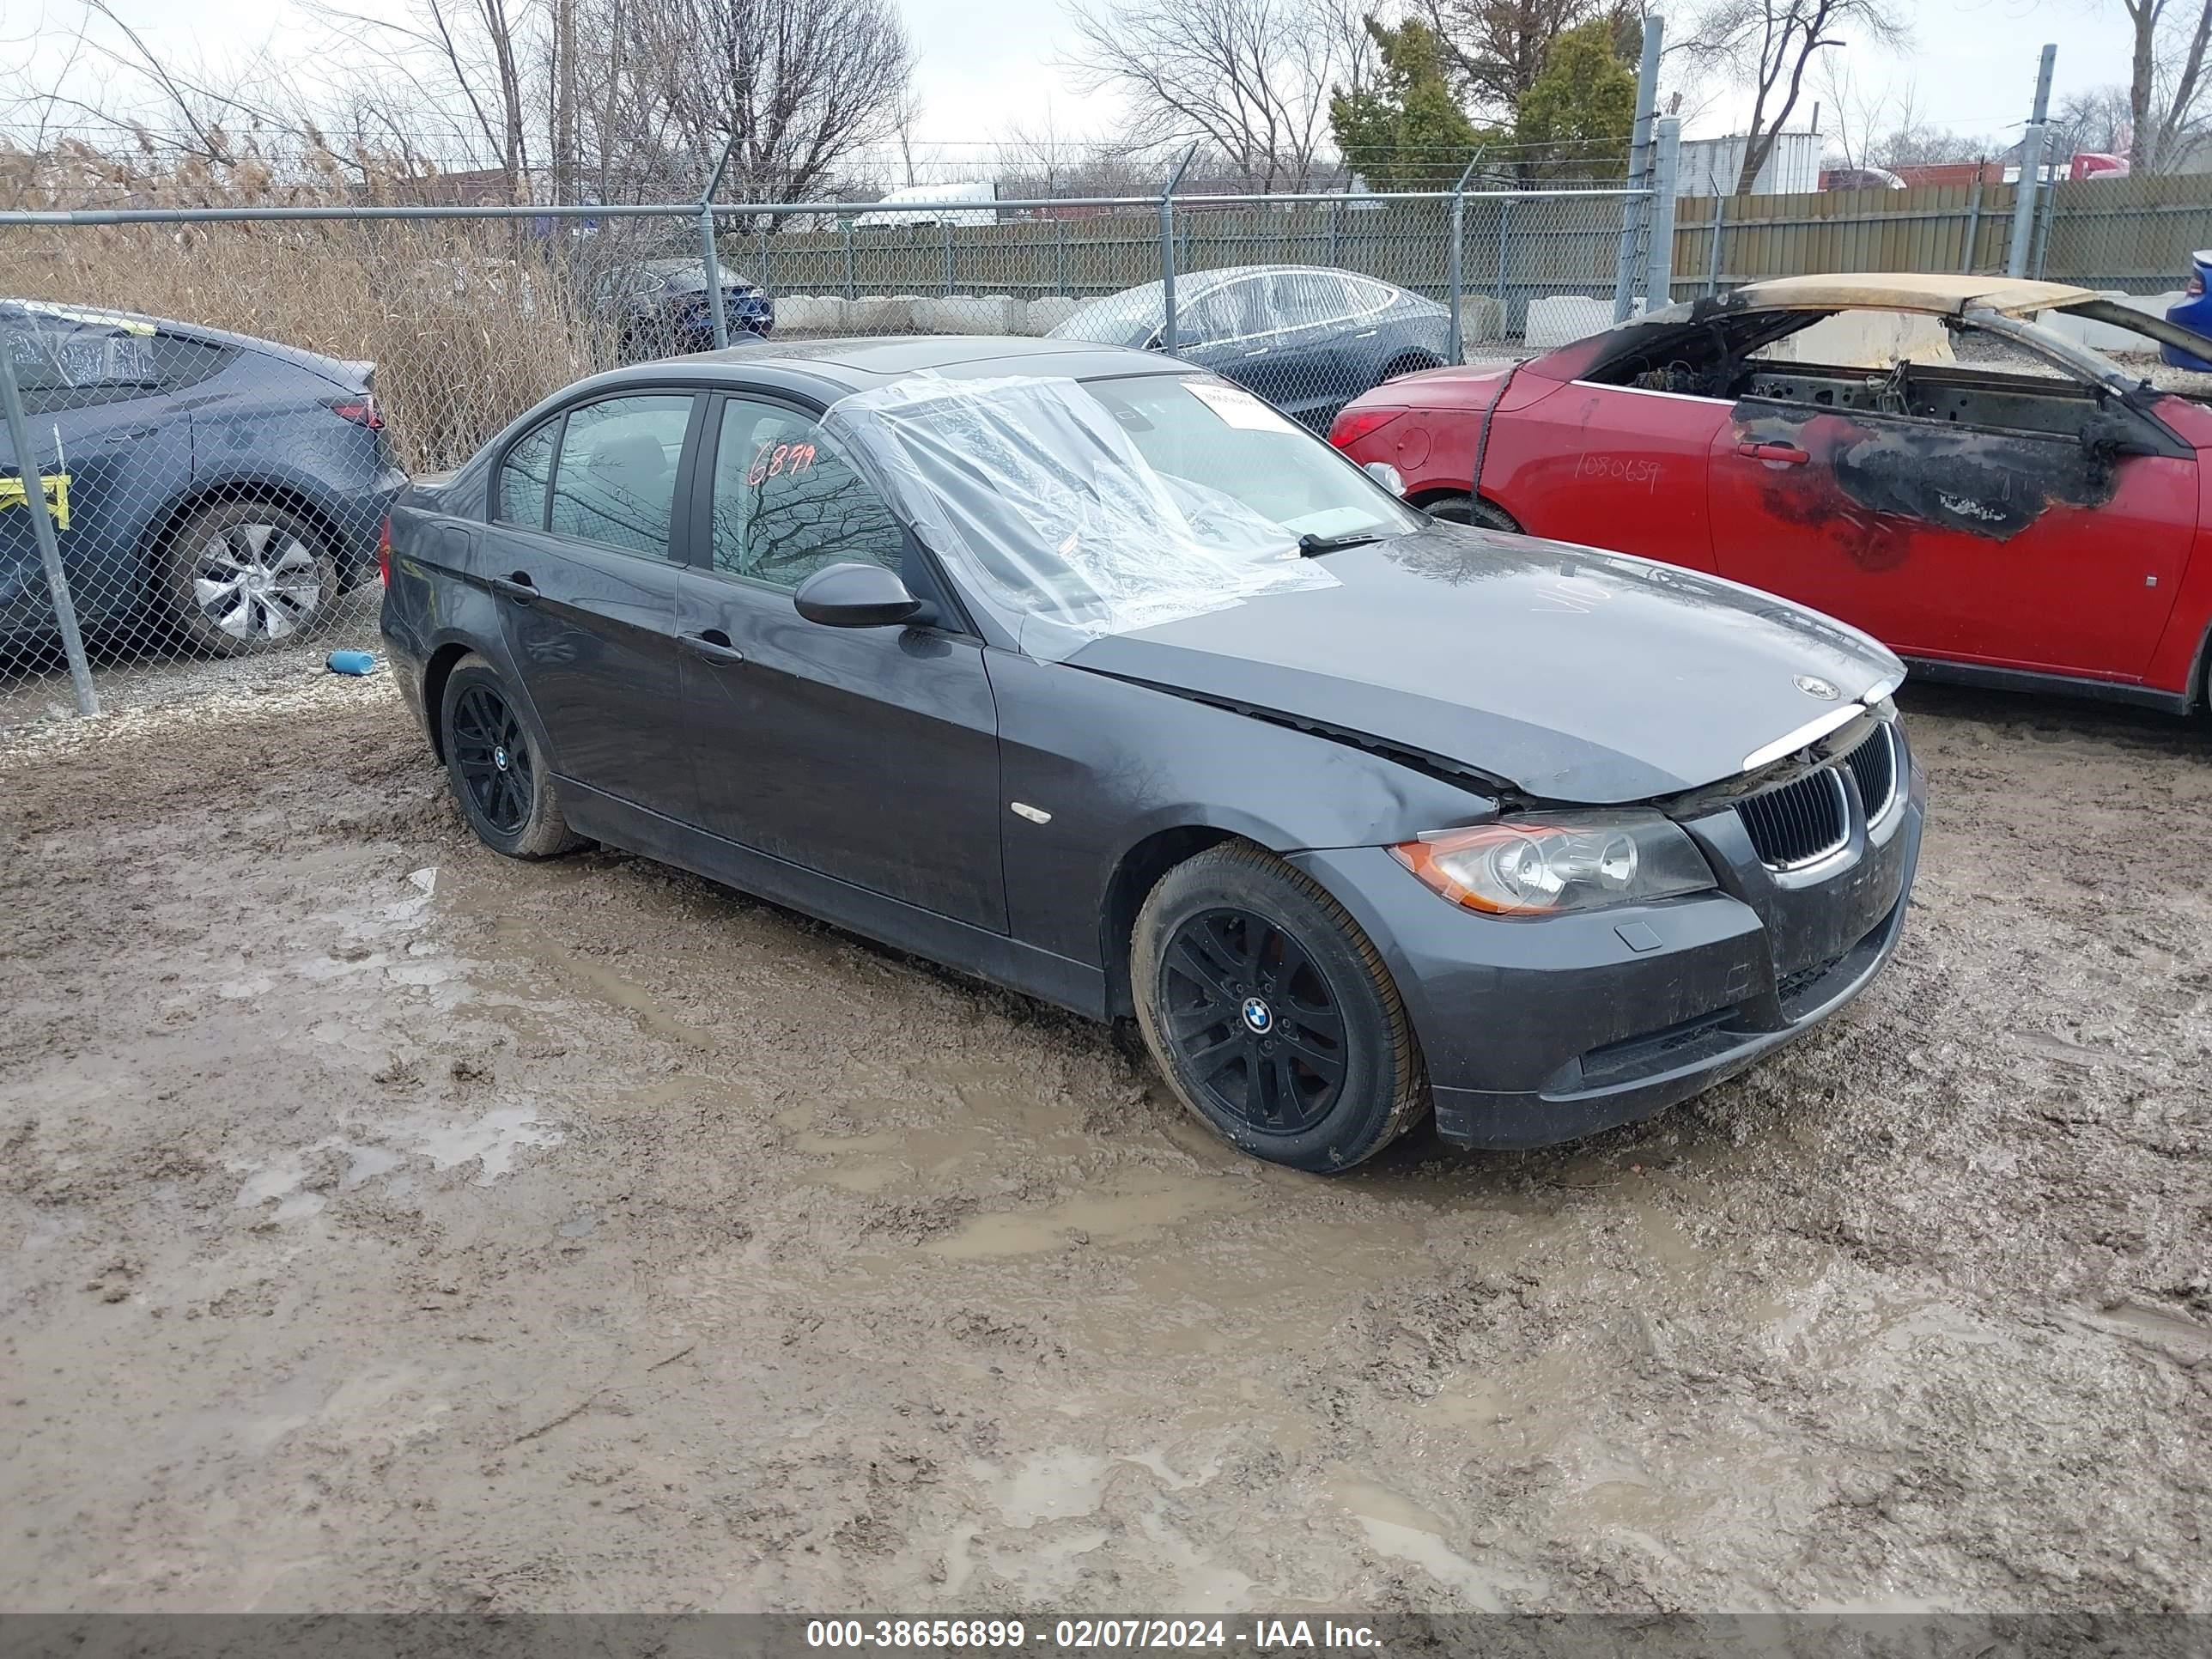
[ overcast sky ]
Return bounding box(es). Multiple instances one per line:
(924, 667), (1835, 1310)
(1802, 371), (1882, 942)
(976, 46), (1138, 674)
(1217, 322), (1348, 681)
(11, 0), (2141, 160)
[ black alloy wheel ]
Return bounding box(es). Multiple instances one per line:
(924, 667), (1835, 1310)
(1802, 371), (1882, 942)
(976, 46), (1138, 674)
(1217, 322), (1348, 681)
(451, 682), (534, 836)
(1132, 842), (1429, 1172)
(1160, 906), (1346, 1136)
(437, 653), (583, 860)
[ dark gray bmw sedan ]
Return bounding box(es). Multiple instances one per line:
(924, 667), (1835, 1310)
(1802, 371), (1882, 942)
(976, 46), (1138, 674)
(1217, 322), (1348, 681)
(380, 335), (1923, 1172)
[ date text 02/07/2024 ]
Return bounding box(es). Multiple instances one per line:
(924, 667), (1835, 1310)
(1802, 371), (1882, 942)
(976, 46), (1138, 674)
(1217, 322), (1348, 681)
(802, 1619), (1385, 1650)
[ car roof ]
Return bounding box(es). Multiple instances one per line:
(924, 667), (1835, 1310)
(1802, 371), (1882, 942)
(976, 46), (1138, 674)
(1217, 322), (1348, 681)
(1723, 272), (2099, 317)
(654, 333), (1180, 391)
(0, 298), (368, 386)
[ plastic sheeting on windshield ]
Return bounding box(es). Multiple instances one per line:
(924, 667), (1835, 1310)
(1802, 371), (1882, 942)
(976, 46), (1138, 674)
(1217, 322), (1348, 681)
(823, 373), (1336, 659)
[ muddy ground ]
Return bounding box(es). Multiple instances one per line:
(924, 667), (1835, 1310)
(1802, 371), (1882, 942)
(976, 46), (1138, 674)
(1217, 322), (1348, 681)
(0, 670), (2207, 1615)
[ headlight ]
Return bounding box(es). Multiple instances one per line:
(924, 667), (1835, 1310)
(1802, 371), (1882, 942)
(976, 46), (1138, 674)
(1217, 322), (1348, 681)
(1389, 812), (1716, 916)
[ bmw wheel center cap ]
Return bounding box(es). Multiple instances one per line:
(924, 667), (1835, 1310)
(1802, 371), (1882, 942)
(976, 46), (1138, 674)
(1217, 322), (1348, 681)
(494, 745), (510, 771)
(1242, 996), (1273, 1035)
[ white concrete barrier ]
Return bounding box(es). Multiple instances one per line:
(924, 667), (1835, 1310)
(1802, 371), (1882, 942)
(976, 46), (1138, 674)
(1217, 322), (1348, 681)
(774, 295), (848, 333)
(913, 295), (1023, 334)
(2037, 290), (2182, 356)
(1456, 295), (1504, 345)
(1024, 295), (1080, 336)
(843, 295), (919, 332)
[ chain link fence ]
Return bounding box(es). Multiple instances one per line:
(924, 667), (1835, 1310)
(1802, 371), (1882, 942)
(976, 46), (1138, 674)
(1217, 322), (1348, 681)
(1, 167), (2208, 727)
(0, 185), (1644, 726)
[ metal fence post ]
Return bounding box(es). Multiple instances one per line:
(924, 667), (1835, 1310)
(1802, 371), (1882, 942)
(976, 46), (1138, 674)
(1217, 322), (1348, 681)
(2008, 45), (2057, 278)
(1495, 196), (1513, 304)
(1612, 13), (1663, 322)
(697, 131), (741, 350)
(698, 207), (727, 348)
(1447, 155), (1477, 363)
(1328, 198), (1340, 267)
(2033, 177), (2057, 277)
(1644, 118), (1680, 310)
(1056, 219), (1068, 295)
(0, 324), (96, 716)
(1159, 143), (1197, 356)
(944, 222), (955, 295)
(843, 221), (857, 301)
(758, 225), (773, 297)
(1705, 193), (1727, 294)
(1961, 174), (1984, 272)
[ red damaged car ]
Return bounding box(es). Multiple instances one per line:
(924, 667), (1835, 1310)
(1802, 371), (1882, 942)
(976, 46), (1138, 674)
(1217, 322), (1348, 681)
(1329, 274), (2212, 712)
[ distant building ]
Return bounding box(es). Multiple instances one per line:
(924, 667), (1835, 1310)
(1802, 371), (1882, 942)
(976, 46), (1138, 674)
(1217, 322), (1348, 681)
(1674, 131), (1822, 197)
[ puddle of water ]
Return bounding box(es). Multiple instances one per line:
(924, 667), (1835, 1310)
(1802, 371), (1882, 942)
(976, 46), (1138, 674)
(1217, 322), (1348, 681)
(973, 1449), (1110, 1528)
(406, 1106), (564, 1184)
(1331, 1477), (1532, 1610)
(475, 917), (720, 1048)
(230, 1104), (563, 1218)
(927, 1173), (1261, 1260)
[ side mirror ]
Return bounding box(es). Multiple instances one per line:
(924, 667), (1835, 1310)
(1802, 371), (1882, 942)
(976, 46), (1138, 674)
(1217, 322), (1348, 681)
(2081, 412), (2161, 463)
(793, 562), (924, 628)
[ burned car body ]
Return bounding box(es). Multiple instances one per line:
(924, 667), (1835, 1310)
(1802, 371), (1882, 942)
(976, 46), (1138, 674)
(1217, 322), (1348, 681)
(1330, 274), (2212, 711)
(381, 336), (1921, 1171)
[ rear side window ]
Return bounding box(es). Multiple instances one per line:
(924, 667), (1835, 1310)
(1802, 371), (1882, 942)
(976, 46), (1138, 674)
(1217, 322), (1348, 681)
(499, 417), (560, 528)
(549, 394), (694, 558)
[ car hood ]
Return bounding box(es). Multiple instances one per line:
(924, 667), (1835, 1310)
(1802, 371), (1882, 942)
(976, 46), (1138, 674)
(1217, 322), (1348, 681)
(1064, 525), (1904, 805)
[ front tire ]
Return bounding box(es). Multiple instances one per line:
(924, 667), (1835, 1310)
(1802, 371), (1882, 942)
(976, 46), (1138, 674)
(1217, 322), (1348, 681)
(1132, 842), (1429, 1173)
(1421, 494), (1518, 532)
(439, 655), (582, 859)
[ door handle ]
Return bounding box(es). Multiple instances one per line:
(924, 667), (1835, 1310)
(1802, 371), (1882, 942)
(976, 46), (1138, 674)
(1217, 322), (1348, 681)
(1736, 441), (1809, 465)
(680, 631), (746, 665)
(103, 425), (160, 444)
(489, 574), (539, 603)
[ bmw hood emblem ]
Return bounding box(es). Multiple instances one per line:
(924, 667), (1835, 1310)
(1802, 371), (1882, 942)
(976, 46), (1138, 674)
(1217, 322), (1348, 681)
(1795, 675), (1841, 701)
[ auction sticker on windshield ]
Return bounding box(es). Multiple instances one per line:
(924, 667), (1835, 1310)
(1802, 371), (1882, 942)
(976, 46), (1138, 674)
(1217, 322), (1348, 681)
(1183, 380), (1298, 433)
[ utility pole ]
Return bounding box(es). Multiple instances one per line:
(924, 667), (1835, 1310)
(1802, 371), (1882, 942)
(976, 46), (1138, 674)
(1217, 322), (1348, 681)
(2006, 44), (2056, 278)
(1612, 13), (1665, 323)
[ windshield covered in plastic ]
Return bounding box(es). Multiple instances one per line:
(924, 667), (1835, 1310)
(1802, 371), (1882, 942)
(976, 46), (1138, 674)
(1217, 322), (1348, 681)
(825, 372), (1421, 658)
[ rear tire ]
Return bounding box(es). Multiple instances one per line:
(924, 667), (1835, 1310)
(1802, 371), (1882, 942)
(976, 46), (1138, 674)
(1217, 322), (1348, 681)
(1132, 842), (1429, 1173)
(159, 500), (340, 658)
(439, 655), (583, 860)
(1421, 493), (1519, 532)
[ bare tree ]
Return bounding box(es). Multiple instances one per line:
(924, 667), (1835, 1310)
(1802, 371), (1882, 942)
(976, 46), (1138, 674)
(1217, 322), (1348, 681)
(2114, 0), (2212, 171)
(619, 0), (914, 204)
(2047, 85), (2135, 163)
(1060, 0), (1356, 191)
(1684, 0), (1905, 193)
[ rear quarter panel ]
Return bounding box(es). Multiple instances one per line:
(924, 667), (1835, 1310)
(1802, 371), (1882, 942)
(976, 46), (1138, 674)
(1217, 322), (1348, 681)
(191, 355), (398, 562)
(380, 491), (531, 753)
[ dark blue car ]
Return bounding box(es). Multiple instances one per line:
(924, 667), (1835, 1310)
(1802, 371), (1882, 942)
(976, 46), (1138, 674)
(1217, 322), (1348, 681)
(1048, 264), (1453, 431)
(0, 301), (406, 656)
(2163, 251), (2212, 371)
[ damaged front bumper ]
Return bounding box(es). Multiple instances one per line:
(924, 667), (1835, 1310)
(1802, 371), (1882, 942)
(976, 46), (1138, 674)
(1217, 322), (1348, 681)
(1290, 723), (1925, 1151)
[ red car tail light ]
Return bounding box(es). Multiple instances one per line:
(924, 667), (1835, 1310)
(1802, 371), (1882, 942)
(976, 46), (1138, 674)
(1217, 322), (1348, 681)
(1328, 407), (1407, 451)
(323, 393), (383, 429)
(377, 516), (392, 587)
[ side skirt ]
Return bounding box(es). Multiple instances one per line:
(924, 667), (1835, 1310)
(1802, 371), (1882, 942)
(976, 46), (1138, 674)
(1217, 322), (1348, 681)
(562, 781), (1109, 1020)
(1902, 656), (2195, 715)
